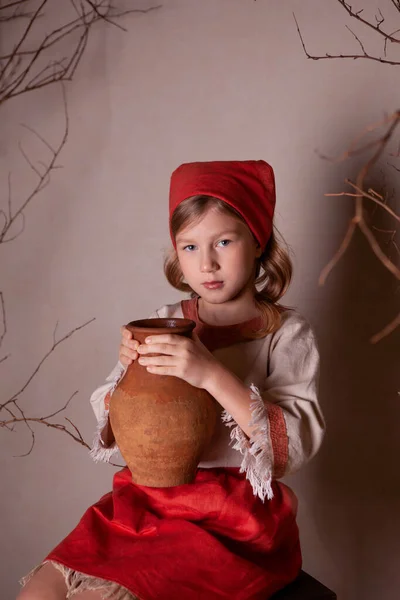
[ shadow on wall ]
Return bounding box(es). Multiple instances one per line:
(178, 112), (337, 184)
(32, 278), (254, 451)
(311, 166), (400, 600)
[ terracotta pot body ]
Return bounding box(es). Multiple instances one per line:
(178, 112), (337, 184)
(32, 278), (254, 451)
(109, 318), (217, 487)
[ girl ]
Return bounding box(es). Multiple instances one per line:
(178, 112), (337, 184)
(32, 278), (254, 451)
(19, 160), (325, 600)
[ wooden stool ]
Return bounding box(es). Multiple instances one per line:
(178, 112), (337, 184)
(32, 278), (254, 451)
(271, 571), (337, 599)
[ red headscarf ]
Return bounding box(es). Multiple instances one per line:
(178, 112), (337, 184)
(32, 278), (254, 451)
(169, 160), (276, 251)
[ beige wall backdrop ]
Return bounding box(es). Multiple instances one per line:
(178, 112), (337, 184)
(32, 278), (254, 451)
(1, 1), (399, 598)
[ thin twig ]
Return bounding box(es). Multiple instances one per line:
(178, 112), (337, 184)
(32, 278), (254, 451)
(0, 317), (95, 412)
(317, 112), (400, 165)
(0, 1), (31, 11)
(0, 292), (6, 347)
(370, 311), (400, 343)
(325, 183), (400, 223)
(337, 0), (400, 44)
(293, 6), (400, 66)
(319, 219), (358, 286)
(0, 416), (91, 451)
(358, 218), (400, 279)
(0, 85), (69, 244)
(40, 391), (79, 420)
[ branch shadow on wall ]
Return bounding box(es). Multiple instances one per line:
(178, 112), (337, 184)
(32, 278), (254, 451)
(307, 167), (400, 599)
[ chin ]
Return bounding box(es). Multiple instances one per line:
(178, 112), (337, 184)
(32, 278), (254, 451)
(203, 297), (228, 305)
(200, 289), (236, 304)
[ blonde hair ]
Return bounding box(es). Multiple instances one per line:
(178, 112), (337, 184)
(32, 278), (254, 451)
(164, 195), (293, 338)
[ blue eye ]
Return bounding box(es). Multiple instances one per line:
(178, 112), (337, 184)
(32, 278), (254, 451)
(182, 240), (231, 251)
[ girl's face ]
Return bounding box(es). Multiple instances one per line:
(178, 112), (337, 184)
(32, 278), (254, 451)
(175, 207), (262, 304)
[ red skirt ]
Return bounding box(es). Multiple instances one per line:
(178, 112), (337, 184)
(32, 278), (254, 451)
(46, 467), (301, 600)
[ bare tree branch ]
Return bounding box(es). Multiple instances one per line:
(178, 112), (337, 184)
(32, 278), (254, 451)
(319, 219), (358, 286)
(293, 2), (400, 66)
(0, 319), (95, 453)
(337, 0), (400, 43)
(0, 0), (162, 103)
(0, 391), (90, 455)
(0, 1), (161, 456)
(326, 182), (400, 223)
(319, 110), (400, 342)
(1, 415), (91, 453)
(0, 317), (95, 412)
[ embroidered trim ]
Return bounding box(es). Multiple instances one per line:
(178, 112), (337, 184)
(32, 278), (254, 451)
(20, 560), (139, 599)
(221, 383), (274, 502)
(267, 403), (288, 479)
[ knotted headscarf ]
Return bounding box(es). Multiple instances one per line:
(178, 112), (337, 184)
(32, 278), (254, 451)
(169, 160), (276, 251)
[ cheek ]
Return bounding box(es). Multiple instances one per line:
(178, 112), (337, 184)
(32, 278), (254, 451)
(230, 250), (257, 280)
(177, 253), (193, 279)
(229, 246), (253, 268)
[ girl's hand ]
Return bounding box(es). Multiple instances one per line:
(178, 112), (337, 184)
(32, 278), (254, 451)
(137, 333), (219, 390)
(119, 326), (139, 368)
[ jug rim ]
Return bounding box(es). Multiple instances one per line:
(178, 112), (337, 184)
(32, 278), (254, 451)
(126, 318), (196, 336)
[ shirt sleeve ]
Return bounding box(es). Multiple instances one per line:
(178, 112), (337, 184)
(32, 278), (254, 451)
(89, 361), (127, 423)
(222, 313), (325, 501)
(89, 309), (160, 463)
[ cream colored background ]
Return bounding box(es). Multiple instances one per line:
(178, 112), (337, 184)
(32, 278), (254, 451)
(1, 1), (399, 598)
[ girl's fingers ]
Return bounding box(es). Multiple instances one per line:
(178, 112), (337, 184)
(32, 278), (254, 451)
(122, 339), (139, 351)
(137, 343), (178, 355)
(119, 327), (139, 366)
(121, 327), (138, 346)
(119, 355), (132, 367)
(120, 347), (138, 361)
(138, 355), (177, 366)
(143, 366), (174, 376)
(120, 328), (138, 351)
(143, 334), (187, 345)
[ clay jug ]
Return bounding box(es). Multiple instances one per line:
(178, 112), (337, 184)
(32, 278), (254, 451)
(109, 318), (217, 487)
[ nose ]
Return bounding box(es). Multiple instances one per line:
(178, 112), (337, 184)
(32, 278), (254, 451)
(200, 249), (219, 273)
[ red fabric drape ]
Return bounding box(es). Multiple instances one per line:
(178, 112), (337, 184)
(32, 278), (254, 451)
(46, 467), (301, 600)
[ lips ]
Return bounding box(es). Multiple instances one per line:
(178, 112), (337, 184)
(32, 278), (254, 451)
(202, 281), (224, 289)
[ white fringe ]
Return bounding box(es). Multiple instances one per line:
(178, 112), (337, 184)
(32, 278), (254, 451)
(20, 560), (139, 599)
(221, 383), (274, 502)
(89, 409), (118, 463)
